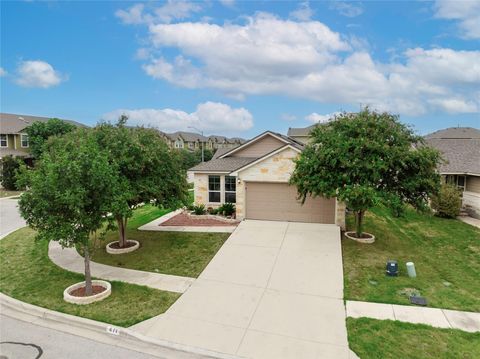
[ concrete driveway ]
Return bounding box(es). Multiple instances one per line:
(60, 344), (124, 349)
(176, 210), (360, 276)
(0, 198), (26, 239)
(132, 220), (350, 359)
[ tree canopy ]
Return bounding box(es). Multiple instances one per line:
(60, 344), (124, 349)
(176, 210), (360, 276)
(290, 108), (441, 237)
(24, 118), (76, 159)
(94, 119), (188, 247)
(18, 129), (119, 295)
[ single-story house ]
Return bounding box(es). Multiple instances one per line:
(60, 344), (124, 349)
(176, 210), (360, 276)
(425, 127), (480, 219)
(190, 131), (346, 228)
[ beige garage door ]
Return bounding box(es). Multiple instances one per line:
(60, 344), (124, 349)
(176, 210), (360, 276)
(245, 182), (335, 223)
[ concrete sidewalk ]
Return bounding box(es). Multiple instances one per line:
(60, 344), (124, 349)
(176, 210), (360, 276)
(458, 216), (480, 229)
(346, 300), (480, 332)
(48, 242), (195, 293)
(131, 220), (355, 359)
(0, 198), (26, 239)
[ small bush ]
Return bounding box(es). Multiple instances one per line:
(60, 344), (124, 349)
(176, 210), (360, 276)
(192, 204), (206, 215)
(0, 156), (25, 190)
(431, 183), (462, 218)
(219, 202), (235, 217)
(208, 207), (219, 215)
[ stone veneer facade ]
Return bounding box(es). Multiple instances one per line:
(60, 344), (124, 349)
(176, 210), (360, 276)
(193, 147), (346, 229)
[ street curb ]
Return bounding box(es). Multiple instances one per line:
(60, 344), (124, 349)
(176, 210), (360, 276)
(0, 292), (242, 359)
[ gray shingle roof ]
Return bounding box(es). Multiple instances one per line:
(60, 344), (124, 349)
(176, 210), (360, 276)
(287, 124), (317, 137)
(425, 127), (480, 175)
(189, 157), (257, 172)
(212, 147), (236, 159)
(0, 113), (85, 134)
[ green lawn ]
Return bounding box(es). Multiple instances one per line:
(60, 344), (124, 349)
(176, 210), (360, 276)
(0, 227), (179, 327)
(347, 317), (480, 359)
(89, 204), (230, 278)
(342, 206), (480, 312)
(0, 189), (22, 198)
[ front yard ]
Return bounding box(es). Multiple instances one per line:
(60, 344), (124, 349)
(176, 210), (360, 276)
(88, 205), (230, 277)
(348, 317), (480, 359)
(0, 227), (179, 327)
(342, 206), (480, 312)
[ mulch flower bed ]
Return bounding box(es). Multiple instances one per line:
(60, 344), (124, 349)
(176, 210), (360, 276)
(160, 213), (239, 227)
(108, 240), (138, 249)
(69, 285), (107, 297)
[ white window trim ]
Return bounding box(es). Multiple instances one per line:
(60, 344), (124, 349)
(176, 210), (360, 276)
(0, 134), (7, 148)
(21, 133), (29, 148)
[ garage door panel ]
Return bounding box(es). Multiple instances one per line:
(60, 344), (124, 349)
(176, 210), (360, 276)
(245, 182), (335, 223)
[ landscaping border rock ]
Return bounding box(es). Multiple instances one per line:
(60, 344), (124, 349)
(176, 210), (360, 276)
(106, 240), (140, 254)
(345, 231), (375, 244)
(63, 280), (111, 305)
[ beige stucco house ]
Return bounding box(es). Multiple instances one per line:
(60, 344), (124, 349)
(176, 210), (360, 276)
(425, 127), (480, 219)
(190, 131), (346, 228)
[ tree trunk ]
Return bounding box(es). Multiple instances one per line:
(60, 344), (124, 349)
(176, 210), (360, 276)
(116, 216), (128, 248)
(355, 210), (365, 238)
(83, 245), (93, 296)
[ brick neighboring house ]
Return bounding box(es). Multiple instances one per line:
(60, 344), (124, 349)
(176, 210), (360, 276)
(189, 131), (346, 228)
(0, 112), (84, 161)
(425, 127), (480, 219)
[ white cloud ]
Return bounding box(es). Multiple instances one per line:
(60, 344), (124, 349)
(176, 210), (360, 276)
(290, 2), (314, 21)
(115, 1), (202, 25)
(15, 60), (65, 88)
(102, 102), (254, 134)
(305, 112), (341, 123)
(0, 67), (6, 77)
(330, 1), (363, 18)
(124, 12), (478, 116)
(434, 0), (480, 39)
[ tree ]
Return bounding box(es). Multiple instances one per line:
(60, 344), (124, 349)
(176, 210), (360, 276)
(25, 118), (76, 159)
(94, 118), (188, 248)
(431, 183), (462, 218)
(18, 129), (119, 295)
(177, 148), (214, 171)
(0, 155), (25, 190)
(290, 108), (441, 237)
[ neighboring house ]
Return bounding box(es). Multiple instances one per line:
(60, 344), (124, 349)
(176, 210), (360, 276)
(0, 112), (84, 160)
(287, 124), (317, 144)
(425, 127), (480, 219)
(161, 131), (245, 151)
(190, 131), (346, 228)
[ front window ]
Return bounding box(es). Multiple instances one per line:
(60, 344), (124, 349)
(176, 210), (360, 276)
(225, 176), (236, 203)
(21, 134), (29, 148)
(446, 175), (466, 191)
(175, 140), (183, 148)
(0, 134), (7, 147)
(208, 175), (221, 202)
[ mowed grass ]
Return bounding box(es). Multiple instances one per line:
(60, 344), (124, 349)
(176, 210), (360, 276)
(347, 317), (480, 359)
(90, 204), (230, 278)
(342, 206), (480, 311)
(0, 227), (180, 327)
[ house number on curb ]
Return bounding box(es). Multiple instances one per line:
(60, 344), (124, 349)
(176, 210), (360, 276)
(106, 326), (121, 336)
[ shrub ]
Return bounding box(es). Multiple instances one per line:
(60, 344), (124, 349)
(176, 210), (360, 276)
(207, 207), (218, 215)
(431, 183), (462, 218)
(0, 156), (25, 190)
(192, 204), (206, 215)
(219, 202), (236, 217)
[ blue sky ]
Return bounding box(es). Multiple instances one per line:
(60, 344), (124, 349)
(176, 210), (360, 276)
(1, 0), (479, 138)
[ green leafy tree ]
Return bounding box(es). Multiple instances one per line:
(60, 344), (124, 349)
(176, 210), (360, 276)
(95, 118), (188, 248)
(177, 148), (214, 171)
(290, 108), (441, 237)
(25, 118), (76, 158)
(431, 183), (462, 218)
(0, 155), (25, 190)
(18, 129), (119, 295)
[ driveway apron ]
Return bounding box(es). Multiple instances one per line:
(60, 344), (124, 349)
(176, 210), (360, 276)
(131, 220), (349, 359)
